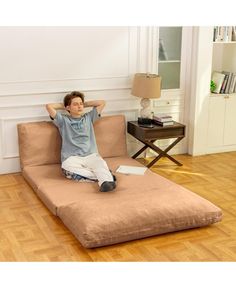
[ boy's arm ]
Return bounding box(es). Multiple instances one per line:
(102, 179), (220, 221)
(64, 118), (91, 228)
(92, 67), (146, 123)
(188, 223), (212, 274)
(84, 100), (105, 115)
(46, 103), (64, 119)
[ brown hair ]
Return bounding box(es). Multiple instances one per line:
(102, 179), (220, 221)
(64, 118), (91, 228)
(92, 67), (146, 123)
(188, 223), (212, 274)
(63, 91), (85, 107)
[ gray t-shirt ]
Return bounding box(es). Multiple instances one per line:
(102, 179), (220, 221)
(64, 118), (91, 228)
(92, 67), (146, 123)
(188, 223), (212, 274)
(53, 107), (100, 162)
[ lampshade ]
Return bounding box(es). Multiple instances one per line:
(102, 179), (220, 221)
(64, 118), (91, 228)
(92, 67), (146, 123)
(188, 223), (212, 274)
(131, 73), (161, 99)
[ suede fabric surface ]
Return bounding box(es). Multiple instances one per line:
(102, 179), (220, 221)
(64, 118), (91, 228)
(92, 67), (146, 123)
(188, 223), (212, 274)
(17, 121), (61, 168)
(17, 115), (127, 169)
(58, 191), (222, 248)
(18, 115), (223, 248)
(22, 156), (147, 215)
(94, 115), (127, 158)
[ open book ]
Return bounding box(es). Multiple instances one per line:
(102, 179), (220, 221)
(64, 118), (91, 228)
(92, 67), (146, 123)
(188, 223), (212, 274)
(116, 165), (147, 175)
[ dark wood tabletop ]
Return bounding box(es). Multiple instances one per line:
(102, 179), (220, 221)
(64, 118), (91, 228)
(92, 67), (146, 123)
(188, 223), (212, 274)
(127, 121), (185, 141)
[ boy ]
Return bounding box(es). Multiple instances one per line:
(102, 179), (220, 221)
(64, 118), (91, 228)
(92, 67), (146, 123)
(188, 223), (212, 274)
(46, 91), (116, 192)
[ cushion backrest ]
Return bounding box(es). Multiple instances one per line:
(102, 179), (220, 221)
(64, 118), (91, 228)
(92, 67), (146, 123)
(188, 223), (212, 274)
(94, 115), (127, 159)
(17, 115), (127, 169)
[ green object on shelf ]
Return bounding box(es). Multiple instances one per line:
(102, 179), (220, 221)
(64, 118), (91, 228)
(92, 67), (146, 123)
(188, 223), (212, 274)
(210, 80), (216, 92)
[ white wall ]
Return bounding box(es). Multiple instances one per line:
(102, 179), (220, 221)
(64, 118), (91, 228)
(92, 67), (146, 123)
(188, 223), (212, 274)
(0, 27), (137, 173)
(0, 26), (188, 174)
(187, 27), (214, 156)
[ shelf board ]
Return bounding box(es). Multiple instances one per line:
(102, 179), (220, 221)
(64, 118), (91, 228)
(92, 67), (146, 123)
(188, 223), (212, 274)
(210, 92), (236, 96)
(213, 41), (236, 44)
(158, 60), (181, 63)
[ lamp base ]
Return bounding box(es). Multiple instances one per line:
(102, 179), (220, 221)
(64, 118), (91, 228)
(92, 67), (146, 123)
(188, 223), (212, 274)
(140, 98), (152, 118)
(138, 117), (154, 128)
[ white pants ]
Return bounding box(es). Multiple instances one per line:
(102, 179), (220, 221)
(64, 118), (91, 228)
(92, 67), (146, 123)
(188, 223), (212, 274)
(61, 153), (113, 186)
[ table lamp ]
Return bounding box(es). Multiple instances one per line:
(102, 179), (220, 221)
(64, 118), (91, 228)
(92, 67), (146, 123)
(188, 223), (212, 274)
(131, 73), (161, 125)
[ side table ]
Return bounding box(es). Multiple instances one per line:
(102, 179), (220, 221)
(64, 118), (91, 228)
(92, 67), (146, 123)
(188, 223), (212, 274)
(127, 121), (185, 168)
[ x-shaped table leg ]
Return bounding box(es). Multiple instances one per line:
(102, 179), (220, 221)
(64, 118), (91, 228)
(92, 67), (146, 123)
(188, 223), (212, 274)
(132, 137), (184, 167)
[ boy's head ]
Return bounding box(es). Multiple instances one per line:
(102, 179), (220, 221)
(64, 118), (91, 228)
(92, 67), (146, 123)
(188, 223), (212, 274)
(64, 91), (85, 115)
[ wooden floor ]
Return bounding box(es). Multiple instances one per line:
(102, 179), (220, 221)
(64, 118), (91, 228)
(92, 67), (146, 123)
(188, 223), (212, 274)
(0, 152), (236, 261)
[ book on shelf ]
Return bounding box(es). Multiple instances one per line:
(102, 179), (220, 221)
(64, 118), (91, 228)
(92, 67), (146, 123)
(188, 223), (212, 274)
(232, 27), (236, 41)
(213, 26), (235, 42)
(223, 71), (234, 94)
(153, 120), (174, 126)
(213, 71), (236, 94)
(211, 71), (226, 93)
(153, 114), (172, 122)
(224, 27), (232, 42)
(229, 73), (236, 93)
(220, 73), (229, 94)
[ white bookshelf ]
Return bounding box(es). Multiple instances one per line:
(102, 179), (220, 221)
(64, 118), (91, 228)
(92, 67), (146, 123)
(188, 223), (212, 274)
(207, 30), (236, 154)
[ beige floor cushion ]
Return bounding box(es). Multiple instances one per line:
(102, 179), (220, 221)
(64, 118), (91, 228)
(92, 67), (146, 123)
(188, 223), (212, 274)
(58, 180), (222, 248)
(23, 156), (148, 215)
(23, 156), (222, 247)
(18, 117), (222, 248)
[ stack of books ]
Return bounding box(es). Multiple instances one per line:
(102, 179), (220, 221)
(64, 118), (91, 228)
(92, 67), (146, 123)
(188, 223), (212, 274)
(213, 26), (236, 42)
(212, 71), (236, 94)
(153, 114), (174, 126)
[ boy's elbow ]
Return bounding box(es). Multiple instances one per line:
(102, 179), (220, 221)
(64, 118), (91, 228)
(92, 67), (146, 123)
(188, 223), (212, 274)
(46, 104), (54, 115)
(46, 104), (53, 114)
